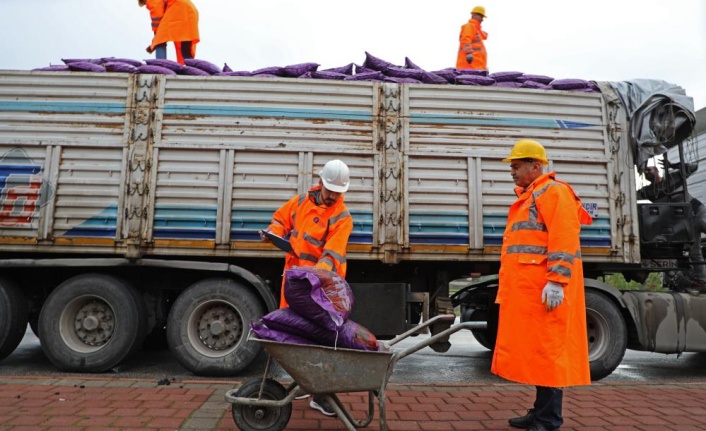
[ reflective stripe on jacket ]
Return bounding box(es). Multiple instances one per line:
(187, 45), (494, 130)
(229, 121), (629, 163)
(267, 185), (353, 308)
(150, 0), (200, 52)
(146, 0), (166, 33)
(456, 18), (487, 70)
(491, 172), (592, 387)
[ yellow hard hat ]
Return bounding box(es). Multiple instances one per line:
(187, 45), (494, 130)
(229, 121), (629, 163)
(502, 139), (549, 164)
(471, 6), (486, 17)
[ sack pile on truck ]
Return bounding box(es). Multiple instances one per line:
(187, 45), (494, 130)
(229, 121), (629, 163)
(250, 267), (381, 351)
(30, 52), (599, 92)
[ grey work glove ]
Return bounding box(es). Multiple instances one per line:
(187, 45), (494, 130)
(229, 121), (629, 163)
(541, 281), (564, 312)
(465, 53), (474, 64)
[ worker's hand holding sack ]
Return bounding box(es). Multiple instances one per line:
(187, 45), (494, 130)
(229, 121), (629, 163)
(250, 267), (380, 351)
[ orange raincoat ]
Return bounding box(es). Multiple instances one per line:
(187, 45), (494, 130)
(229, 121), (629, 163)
(267, 185), (353, 308)
(456, 18), (487, 70)
(491, 172), (592, 388)
(145, 0), (166, 33)
(149, 0), (200, 59)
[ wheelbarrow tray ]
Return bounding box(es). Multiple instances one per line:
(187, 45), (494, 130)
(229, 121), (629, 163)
(255, 338), (393, 394)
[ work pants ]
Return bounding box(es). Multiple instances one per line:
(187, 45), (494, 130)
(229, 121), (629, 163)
(533, 386), (563, 429)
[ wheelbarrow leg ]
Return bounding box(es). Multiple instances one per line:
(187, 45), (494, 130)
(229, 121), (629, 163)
(323, 393), (375, 431)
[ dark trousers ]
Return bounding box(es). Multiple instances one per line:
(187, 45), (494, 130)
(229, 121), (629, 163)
(533, 386), (563, 429)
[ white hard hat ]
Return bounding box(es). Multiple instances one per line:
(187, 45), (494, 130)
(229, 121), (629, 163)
(319, 159), (350, 193)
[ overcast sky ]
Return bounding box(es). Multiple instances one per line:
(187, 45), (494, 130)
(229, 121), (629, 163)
(1, 0), (705, 111)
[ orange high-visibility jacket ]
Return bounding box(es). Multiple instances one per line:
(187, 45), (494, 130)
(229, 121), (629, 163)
(145, 0), (166, 33)
(491, 172), (593, 388)
(267, 185), (353, 308)
(150, 0), (199, 51)
(456, 18), (487, 70)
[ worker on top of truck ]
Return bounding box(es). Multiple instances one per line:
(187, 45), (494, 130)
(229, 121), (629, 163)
(261, 159), (354, 417)
(146, 0), (199, 65)
(638, 157), (706, 292)
(456, 5), (488, 70)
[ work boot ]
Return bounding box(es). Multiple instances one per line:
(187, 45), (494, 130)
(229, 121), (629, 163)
(508, 409), (535, 429)
(527, 422), (559, 431)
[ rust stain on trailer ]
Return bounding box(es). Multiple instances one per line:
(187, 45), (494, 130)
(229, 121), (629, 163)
(54, 238), (116, 246)
(0, 237), (38, 244)
(153, 239), (216, 248)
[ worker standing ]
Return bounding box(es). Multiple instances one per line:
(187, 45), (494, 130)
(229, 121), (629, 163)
(456, 5), (488, 70)
(146, 0), (200, 65)
(261, 159), (354, 417)
(492, 140), (592, 431)
(138, 0), (167, 59)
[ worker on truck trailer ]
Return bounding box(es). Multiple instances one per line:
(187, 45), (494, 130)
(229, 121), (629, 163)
(261, 159), (354, 417)
(146, 0), (199, 64)
(492, 140), (592, 431)
(456, 5), (488, 70)
(638, 157), (706, 293)
(138, 0), (167, 59)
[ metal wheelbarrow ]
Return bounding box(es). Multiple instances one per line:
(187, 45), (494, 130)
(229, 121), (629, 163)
(225, 314), (486, 431)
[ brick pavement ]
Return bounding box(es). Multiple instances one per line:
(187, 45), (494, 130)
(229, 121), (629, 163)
(1, 376), (706, 430)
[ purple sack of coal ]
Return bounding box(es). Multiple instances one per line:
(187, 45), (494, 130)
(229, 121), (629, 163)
(263, 308), (380, 351)
(137, 64), (177, 75)
(33, 65), (70, 72)
(252, 66), (285, 76)
(284, 267), (354, 331)
(222, 63), (233, 72)
(249, 321), (316, 345)
(421, 72), (449, 85)
(62, 58), (102, 65)
(456, 75), (495, 86)
(354, 64), (377, 74)
(522, 80), (552, 90)
(519, 74), (554, 85)
(493, 81), (523, 88)
(100, 57), (143, 67)
(281, 62), (320, 77)
(144, 59), (187, 73)
(384, 76), (421, 84)
(489, 71), (523, 82)
(179, 65), (211, 76)
(384, 66), (426, 80)
(103, 62), (138, 73)
(430, 69), (458, 82)
(551, 78), (590, 90)
(323, 63), (354, 75)
(345, 71), (384, 81)
(362, 51), (396, 71)
(311, 70), (348, 80)
(404, 57), (423, 70)
(67, 62), (106, 72)
(455, 68), (488, 76)
(184, 58), (221, 75)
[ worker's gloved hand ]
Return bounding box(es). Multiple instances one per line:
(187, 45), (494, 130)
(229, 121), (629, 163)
(541, 281), (564, 312)
(146, 45), (154, 54)
(465, 53), (474, 64)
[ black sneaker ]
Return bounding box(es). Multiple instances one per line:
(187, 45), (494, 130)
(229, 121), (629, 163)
(509, 409), (536, 429)
(310, 396), (336, 416)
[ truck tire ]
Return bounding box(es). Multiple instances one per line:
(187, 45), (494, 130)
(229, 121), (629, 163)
(38, 274), (147, 372)
(586, 290), (627, 381)
(166, 278), (264, 376)
(460, 309), (495, 350)
(0, 278), (28, 362)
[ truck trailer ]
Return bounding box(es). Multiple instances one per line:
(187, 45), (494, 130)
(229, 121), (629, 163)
(0, 69), (702, 380)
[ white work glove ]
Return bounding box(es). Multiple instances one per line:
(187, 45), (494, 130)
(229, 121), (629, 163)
(541, 281), (564, 312)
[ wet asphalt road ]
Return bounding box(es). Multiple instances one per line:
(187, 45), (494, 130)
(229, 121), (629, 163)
(1, 323), (705, 385)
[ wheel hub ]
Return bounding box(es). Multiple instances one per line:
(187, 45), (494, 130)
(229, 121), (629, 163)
(74, 300), (114, 346)
(197, 305), (242, 351)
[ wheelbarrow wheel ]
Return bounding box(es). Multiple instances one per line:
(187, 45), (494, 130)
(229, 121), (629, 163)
(232, 378), (291, 431)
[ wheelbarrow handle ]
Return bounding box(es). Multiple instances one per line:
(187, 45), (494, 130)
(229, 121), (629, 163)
(391, 320), (487, 363)
(384, 314), (456, 348)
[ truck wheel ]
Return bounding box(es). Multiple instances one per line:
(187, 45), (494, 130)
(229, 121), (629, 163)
(460, 309), (495, 350)
(38, 274), (147, 372)
(0, 278), (28, 362)
(586, 290), (627, 381)
(166, 278), (264, 376)
(231, 378), (291, 431)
